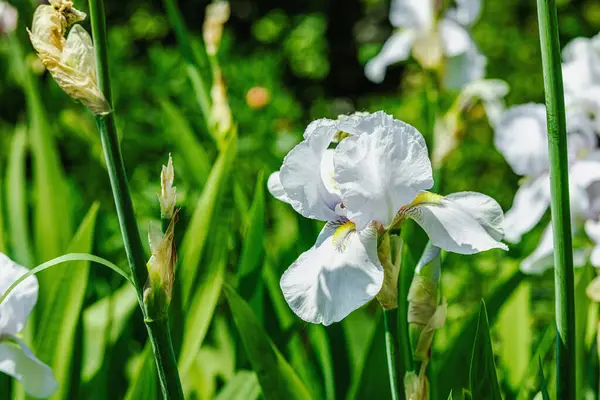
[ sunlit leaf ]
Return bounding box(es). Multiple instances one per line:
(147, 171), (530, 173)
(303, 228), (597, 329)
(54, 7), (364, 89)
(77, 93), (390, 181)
(5, 126), (33, 266)
(34, 203), (100, 399)
(469, 300), (502, 400)
(216, 371), (261, 400)
(178, 133), (236, 307)
(224, 285), (312, 400)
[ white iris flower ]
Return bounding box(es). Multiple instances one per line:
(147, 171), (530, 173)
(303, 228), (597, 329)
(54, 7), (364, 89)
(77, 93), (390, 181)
(365, 0), (485, 89)
(494, 103), (600, 273)
(269, 111), (507, 325)
(562, 32), (600, 127)
(0, 253), (58, 398)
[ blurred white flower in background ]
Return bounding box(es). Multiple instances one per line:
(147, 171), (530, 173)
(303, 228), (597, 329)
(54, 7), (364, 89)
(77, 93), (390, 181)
(0, 253), (58, 398)
(269, 111), (507, 325)
(0, 1), (17, 35)
(491, 30), (600, 274)
(365, 0), (485, 89)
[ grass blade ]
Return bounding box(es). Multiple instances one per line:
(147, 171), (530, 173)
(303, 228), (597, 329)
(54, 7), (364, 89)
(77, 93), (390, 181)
(224, 285), (312, 400)
(82, 284), (138, 382)
(435, 270), (525, 396)
(536, 0), (576, 397)
(34, 203), (100, 399)
(159, 99), (211, 186)
(178, 134), (236, 307)
(178, 230), (227, 377)
(5, 126), (34, 266)
(216, 371), (261, 400)
(469, 300), (502, 400)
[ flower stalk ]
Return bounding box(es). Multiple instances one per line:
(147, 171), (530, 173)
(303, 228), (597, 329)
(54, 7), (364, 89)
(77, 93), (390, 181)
(383, 308), (400, 400)
(87, 0), (183, 398)
(536, 0), (576, 398)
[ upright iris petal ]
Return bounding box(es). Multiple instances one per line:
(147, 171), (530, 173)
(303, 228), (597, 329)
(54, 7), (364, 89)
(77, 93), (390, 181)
(0, 253), (58, 398)
(278, 118), (341, 221)
(333, 112), (433, 230)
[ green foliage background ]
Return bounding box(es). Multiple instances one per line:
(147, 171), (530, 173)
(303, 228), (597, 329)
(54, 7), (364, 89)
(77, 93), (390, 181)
(1, 0), (600, 399)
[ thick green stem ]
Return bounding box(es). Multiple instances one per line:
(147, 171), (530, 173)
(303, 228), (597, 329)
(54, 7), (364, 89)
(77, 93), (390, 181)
(536, 1), (576, 398)
(88, 1), (183, 398)
(383, 309), (400, 400)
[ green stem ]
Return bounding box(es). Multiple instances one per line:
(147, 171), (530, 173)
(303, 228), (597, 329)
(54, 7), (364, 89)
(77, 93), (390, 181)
(536, 1), (576, 399)
(383, 309), (400, 400)
(88, 1), (184, 398)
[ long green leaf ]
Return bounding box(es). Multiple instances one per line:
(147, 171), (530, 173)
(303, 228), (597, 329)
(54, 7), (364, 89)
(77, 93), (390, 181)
(347, 312), (392, 400)
(124, 347), (158, 400)
(435, 269), (524, 396)
(178, 134), (236, 307)
(216, 371), (261, 400)
(237, 171), (266, 319)
(178, 231), (227, 376)
(575, 266), (593, 399)
(12, 37), (72, 263)
(516, 324), (555, 400)
(160, 99), (211, 186)
(82, 284), (138, 382)
(538, 357), (550, 400)
(224, 285), (312, 400)
(469, 300), (502, 400)
(5, 126), (34, 266)
(497, 267), (531, 390)
(34, 203), (100, 399)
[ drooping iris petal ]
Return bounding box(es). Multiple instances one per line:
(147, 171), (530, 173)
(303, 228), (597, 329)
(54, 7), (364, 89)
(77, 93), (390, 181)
(585, 220), (600, 268)
(0, 254), (38, 336)
(365, 30), (415, 84)
(443, 46), (486, 90)
(403, 192), (508, 254)
(389, 0), (434, 30)
(267, 171), (291, 204)
(444, 192), (505, 240)
(333, 114), (433, 229)
(503, 175), (550, 243)
(494, 104), (549, 177)
(279, 118), (341, 221)
(439, 18), (473, 57)
(280, 221), (383, 326)
(0, 337), (58, 398)
(446, 0), (482, 26)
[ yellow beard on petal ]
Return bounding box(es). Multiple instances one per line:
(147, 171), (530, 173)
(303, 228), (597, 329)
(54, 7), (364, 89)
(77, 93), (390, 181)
(405, 192), (443, 208)
(332, 221), (356, 250)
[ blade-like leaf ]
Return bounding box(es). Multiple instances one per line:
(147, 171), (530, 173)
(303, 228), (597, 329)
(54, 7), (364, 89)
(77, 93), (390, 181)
(34, 203), (100, 399)
(82, 284), (138, 382)
(178, 230), (227, 376)
(216, 371), (261, 400)
(436, 269), (525, 396)
(160, 99), (211, 186)
(497, 263), (531, 390)
(5, 126), (34, 266)
(124, 347), (158, 400)
(538, 357), (550, 400)
(224, 285), (312, 400)
(178, 134), (236, 307)
(237, 171), (266, 318)
(516, 324), (554, 400)
(575, 266), (594, 399)
(469, 300), (502, 400)
(347, 312), (392, 400)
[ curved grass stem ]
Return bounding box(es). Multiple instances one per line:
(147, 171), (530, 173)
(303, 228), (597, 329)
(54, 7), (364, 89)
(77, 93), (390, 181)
(88, 0), (183, 398)
(535, 0), (576, 398)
